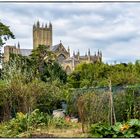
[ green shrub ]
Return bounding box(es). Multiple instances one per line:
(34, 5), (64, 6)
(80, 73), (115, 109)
(0, 109), (50, 138)
(48, 117), (71, 129)
(89, 119), (140, 138)
(114, 89), (140, 122)
(0, 112), (27, 137)
(9, 112), (27, 132)
(28, 109), (49, 128)
(89, 122), (112, 138)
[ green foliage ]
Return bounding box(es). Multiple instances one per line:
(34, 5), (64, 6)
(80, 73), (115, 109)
(89, 119), (140, 138)
(0, 21), (15, 46)
(28, 109), (49, 129)
(2, 45), (67, 84)
(1, 21), (140, 138)
(2, 55), (34, 83)
(48, 117), (71, 129)
(67, 87), (140, 129)
(76, 92), (109, 133)
(8, 112), (28, 133)
(67, 71), (81, 88)
(89, 122), (112, 138)
(30, 45), (67, 83)
(0, 69), (2, 79)
(0, 50), (68, 120)
(114, 89), (140, 122)
(0, 109), (49, 138)
(0, 109), (74, 138)
(0, 75), (67, 120)
(32, 80), (67, 114)
(68, 62), (140, 88)
(0, 113), (28, 137)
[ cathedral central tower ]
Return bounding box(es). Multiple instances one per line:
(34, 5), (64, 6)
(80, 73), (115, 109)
(33, 21), (52, 49)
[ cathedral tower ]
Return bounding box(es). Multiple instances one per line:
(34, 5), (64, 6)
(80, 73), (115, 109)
(33, 21), (52, 49)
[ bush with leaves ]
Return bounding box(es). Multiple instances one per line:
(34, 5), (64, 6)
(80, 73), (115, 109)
(89, 119), (140, 138)
(8, 112), (27, 132)
(0, 112), (28, 138)
(0, 109), (50, 138)
(114, 89), (140, 122)
(28, 109), (49, 129)
(48, 117), (71, 129)
(68, 62), (140, 88)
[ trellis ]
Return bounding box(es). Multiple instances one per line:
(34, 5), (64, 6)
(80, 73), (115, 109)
(69, 83), (140, 126)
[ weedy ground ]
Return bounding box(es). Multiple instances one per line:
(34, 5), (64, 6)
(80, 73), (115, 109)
(31, 125), (89, 138)
(17, 122), (89, 138)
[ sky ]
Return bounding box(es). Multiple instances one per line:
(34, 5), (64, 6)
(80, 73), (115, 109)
(0, 2), (140, 63)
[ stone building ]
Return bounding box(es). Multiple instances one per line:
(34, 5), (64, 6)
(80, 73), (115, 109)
(50, 42), (70, 64)
(4, 43), (32, 62)
(62, 49), (102, 74)
(32, 21), (102, 74)
(33, 21), (52, 49)
(3, 21), (102, 74)
(4, 43), (20, 62)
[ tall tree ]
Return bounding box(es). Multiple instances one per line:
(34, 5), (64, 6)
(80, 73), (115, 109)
(0, 21), (15, 78)
(30, 45), (56, 76)
(0, 21), (15, 46)
(30, 45), (67, 83)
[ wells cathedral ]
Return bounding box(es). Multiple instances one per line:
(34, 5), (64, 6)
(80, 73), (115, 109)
(4, 21), (102, 74)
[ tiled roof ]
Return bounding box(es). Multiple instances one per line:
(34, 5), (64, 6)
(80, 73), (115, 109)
(50, 44), (60, 51)
(63, 56), (79, 63)
(90, 56), (99, 61)
(79, 56), (88, 60)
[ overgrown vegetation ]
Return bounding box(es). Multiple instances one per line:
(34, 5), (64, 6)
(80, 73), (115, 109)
(0, 21), (140, 138)
(0, 109), (73, 138)
(68, 61), (140, 88)
(89, 119), (140, 138)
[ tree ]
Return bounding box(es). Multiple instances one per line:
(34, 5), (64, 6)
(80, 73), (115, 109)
(0, 21), (15, 72)
(30, 45), (67, 83)
(68, 62), (140, 88)
(0, 21), (15, 47)
(30, 45), (55, 74)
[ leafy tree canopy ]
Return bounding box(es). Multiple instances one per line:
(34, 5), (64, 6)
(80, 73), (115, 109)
(30, 45), (67, 83)
(0, 21), (15, 46)
(68, 62), (140, 88)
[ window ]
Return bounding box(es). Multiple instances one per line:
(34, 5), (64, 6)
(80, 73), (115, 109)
(65, 66), (71, 74)
(57, 54), (66, 63)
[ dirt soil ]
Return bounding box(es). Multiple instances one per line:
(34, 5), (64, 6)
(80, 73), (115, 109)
(31, 127), (89, 138)
(31, 133), (54, 138)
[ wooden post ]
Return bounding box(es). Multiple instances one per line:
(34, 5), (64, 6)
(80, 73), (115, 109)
(109, 79), (116, 126)
(109, 80), (113, 125)
(0, 46), (2, 67)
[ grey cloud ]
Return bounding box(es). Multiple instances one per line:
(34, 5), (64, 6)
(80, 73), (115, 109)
(1, 3), (140, 63)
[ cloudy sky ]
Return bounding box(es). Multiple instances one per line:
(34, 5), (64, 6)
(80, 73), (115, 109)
(0, 2), (140, 63)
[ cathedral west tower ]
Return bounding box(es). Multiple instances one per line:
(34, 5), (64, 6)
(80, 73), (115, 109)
(33, 21), (52, 49)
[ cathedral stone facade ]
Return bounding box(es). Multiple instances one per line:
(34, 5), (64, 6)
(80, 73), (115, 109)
(3, 43), (32, 62)
(3, 21), (102, 74)
(33, 21), (52, 49)
(4, 43), (20, 62)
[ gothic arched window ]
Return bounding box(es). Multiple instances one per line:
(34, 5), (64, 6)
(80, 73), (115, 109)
(57, 54), (66, 63)
(65, 66), (71, 75)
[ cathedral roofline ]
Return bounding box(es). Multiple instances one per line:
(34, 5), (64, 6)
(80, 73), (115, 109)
(33, 21), (52, 30)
